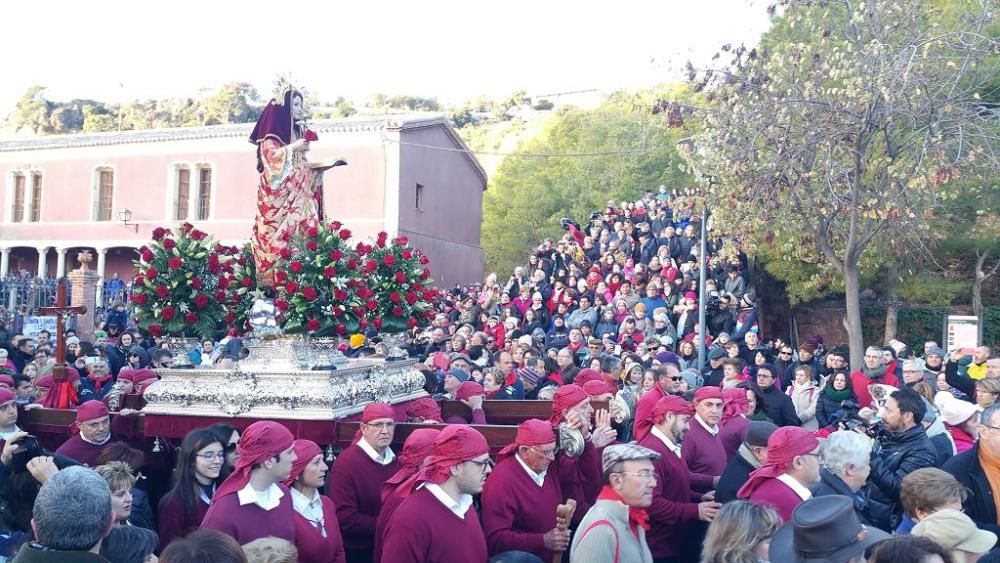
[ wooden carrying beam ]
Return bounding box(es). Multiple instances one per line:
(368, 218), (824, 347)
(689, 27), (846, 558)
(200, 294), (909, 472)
(438, 400), (608, 425)
(335, 421), (519, 450)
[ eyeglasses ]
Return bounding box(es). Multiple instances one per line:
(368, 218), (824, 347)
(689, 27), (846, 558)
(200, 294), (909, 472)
(670, 376), (684, 381)
(224, 443), (238, 454)
(364, 422), (396, 430)
(529, 446), (557, 459)
(467, 458), (495, 472)
(615, 470), (655, 481)
(196, 452), (226, 461)
(779, 351), (793, 356)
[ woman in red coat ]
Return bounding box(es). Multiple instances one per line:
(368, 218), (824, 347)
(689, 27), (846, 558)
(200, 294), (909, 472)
(285, 439), (346, 563)
(157, 428), (225, 550)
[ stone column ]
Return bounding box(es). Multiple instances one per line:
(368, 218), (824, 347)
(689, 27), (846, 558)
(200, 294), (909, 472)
(0, 248), (9, 277)
(55, 248), (68, 278)
(68, 251), (99, 341)
(36, 247), (49, 278)
(95, 248), (108, 305)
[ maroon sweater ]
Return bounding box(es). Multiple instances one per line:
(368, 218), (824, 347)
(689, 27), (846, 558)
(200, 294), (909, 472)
(719, 416), (750, 461)
(294, 494), (346, 563)
(380, 487), (488, 563)
(326, 443), (400, 553)
(373, 488), (405, 563)
(746, 477), (805, 523)
(481, 455), (567, 560)
(157, 489), (210, 550)
(201, 485), (296, 544)
(680, 416), (727, 491)
(638, 433), (702, 559)
(54, 435), (107, 466)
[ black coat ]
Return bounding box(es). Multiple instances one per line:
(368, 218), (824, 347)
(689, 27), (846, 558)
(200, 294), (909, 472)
(759, 385), (802, 427)
(815, 389), (857, 429)
(943, 443), (1000, 543)
(867, 425), (937, 531)
(810, 468), (875, 527)
(929, 432), (955, 467)
(716, 452), (756, 504)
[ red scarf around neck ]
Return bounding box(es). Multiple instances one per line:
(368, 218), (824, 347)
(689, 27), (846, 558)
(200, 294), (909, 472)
(597, 485), (649, 538)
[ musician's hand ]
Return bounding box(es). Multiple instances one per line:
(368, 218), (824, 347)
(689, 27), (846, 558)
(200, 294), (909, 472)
(543, 528), (571, 552)
(590, 409), (616, 448)
(462, 395), (484, 410)
(698, 501), (722, 522)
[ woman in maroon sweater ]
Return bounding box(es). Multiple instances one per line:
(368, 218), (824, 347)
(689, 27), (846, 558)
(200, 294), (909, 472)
(285, 439), (346, 563)
(157, 428), (225, 550)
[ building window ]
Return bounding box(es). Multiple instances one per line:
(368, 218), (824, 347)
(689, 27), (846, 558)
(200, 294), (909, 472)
(97, 170), (114, 221)
(30, 173), (42, 222)
(197, 167), (212, 220)
(12, 173), (25, 223)
(175, 168), (190, 220)
(415, 183), (424, 210)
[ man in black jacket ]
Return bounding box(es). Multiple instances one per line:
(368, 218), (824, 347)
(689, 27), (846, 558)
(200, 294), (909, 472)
(754, 364), (801, 427)
(716, 421), (777, 503)
(866, 387), (937, 531)
(943, 402), (1000, 543)
(811, 430), (876, 526)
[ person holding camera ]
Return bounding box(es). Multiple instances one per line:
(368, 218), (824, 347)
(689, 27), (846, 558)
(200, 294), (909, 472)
(866, 387), (937, 531)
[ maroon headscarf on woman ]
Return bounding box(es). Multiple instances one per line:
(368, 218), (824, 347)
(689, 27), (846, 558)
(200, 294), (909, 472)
(282, 439), (323, 487)
(381, 428), (441, 502)
(737, 426), (819, 501)
(721, 387), (749, 425)
(214, 421), (294, 501)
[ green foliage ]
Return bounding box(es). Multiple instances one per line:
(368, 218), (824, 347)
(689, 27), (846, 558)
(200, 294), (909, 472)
(482, 88), (695, 275)
(896, 272), (969, 307)
(861, 306), (947, 347)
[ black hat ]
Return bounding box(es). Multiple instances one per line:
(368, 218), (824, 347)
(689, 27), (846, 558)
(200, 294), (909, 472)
(744, 421), (778, 447)
(769, 496), (890, 562)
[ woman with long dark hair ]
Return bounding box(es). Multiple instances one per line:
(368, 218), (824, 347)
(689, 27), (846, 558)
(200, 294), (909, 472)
(157, 428), (225, 550)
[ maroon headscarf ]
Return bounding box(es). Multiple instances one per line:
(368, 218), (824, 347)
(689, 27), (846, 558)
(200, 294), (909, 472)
(456, 381), (486, 401)
(352, 402), (398, 445)
(406, 398), (442, 423)
(737, 426), (819, 501)
(0, 388), (15, 407)
(694, 386), (723, 403)
(214, 421), (295, 501)
(381, 428), (441, 502)
(550, 385), (589, 425)
(282, 439), (323, 487)
(497, 419), (556, 462)
(721, 387), (749, 425)
(398, 425), (489, 496)
(40, 367), (80, 409)
(650, 396), (694, 424)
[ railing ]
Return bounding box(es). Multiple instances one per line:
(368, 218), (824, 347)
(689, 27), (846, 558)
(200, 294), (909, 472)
(0, 276), (135, 334)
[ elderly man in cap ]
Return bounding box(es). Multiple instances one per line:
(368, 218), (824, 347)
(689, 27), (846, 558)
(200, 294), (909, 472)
(682, 386), (727, 492)
(738, 426), (821, 522)
(638, 395), (722, 563)
(201, 420), (298, 544)
(554, 384), (618, 509)
(373, 429), (441, 562)
(54, 400), (112, 466)
(437, 367), (471, 400)
(716, 421), (779, 503)
(702, 348), (728, 387)
(381, 425), (492, 562)
(571, 443), (660, 563)
(328, 403), (401, 563)
(769, 496), (889, 563)
(482, 419), (576, 560)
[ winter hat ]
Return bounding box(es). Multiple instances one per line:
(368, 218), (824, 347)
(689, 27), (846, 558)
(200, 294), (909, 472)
(65, 336), (81, 347)
(927, 346), (946, 359)
(708, 348), (727, 361)
(447, 368), (471, 383)
(679, 368), (702, 389)
(517, 367), (542, 386)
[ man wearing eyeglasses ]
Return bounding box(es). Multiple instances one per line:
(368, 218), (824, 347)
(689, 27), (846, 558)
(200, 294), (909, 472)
(380, 425), (492, 563)
(638, 395), (722, 563)
(482, 419), (575, 561)
(737, 426), (822, 523)
(54, 400), (112, 466)
(327, 403), (401, 563)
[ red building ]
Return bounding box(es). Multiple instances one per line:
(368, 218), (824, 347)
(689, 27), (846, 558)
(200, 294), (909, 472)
(0, 114), (487, 288)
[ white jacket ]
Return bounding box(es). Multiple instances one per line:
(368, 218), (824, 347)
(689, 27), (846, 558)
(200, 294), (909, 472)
(787, 381), (820, 430)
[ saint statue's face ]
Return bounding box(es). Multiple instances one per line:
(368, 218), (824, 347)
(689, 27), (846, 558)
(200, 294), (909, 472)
(292, 95), (305, 121)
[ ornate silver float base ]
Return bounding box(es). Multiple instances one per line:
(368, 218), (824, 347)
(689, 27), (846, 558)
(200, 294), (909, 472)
(164, 337), (200, 368)
(142, 357), (428, 419)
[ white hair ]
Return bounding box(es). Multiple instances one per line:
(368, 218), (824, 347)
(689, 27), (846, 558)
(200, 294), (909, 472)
(821, 431), (872, 475)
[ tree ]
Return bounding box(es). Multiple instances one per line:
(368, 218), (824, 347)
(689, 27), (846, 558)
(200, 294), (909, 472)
(6, 86), (54, 134)
(200, 82), (262, 125)
(687, 0), (1000, 367)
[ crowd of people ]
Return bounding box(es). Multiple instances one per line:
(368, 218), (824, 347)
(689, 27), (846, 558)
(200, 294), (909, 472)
(0, 190), (999, 562)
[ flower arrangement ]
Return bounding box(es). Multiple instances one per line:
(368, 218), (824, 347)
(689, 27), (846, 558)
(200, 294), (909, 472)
(221, 243), (259, 333)
(130, 223), (232, 338)
(360, 231), (436, 333)
(273, 219), (368, 336)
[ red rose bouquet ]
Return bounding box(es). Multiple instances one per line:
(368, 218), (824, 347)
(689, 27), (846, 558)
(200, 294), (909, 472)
(361, 232), (436, 333)
(273, 219), (368, 336)
(130, 223), (231, 338)
(218, 243), (255, 332)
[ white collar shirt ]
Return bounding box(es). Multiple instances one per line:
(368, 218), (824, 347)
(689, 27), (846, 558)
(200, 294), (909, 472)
(236, 482), (284, 511)
(424, 483), (474, 519)
(515, 453), (547, 487)
(651, 425), (683, 458)
(358, 437), (397, 465)
(291, 488), (327, 537)
(695, 414), (719, 436)
(777, 473), (813, 501)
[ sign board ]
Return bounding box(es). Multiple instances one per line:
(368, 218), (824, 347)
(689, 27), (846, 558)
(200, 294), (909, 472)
(944, 315), (981, 352)
(22, 316), (58, 340)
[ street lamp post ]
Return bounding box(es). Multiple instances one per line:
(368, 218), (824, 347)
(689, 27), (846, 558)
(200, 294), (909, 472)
(696, 178), (714, 373)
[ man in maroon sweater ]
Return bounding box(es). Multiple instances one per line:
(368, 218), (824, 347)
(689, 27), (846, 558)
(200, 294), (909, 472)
(737, 426), (821, 522)
(681, 386), (727, 492)
(634, 357), (682, 441)
(54, 400), (112, 466)
(201, 420), (298, 544)
(381, 425), (492, 563)
(328, 403), (401, 563)
(374, 428), (440, 563)
(638, 395), (722, 563)
(481, 419), (572, 561)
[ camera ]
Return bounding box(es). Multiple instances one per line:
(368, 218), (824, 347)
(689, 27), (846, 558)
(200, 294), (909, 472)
(837, 400), (887, 439)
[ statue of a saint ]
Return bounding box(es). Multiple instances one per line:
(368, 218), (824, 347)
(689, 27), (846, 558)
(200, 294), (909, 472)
(249, 89), (320, 287)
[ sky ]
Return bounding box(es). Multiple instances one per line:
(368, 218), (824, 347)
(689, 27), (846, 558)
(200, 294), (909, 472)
(0, 0), (773, 113)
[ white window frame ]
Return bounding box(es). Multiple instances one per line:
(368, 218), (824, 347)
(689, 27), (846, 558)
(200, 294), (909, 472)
(91, 165), (117, 222)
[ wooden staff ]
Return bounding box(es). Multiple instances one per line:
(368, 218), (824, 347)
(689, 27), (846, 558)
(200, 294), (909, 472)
(553, 498), (577, 563)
